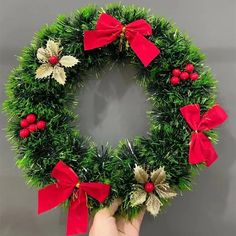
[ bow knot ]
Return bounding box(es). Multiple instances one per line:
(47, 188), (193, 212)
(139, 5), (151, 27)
(72, 189), (79, 202)
(121, 26), (126, 34)
(119, 26), (127, 51)
(38, 161), (110, 235)
(180, 104), (227, 167)
(84, 13), (160, 67)
(72, 182), (81, 201)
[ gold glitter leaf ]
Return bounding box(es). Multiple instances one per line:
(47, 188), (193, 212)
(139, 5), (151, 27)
(130, 188), (147, 207)
(134, 165), (149, 184)
(36, 63), (53, 79)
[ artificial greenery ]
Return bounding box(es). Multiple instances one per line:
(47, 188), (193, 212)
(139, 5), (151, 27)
(3, 4), (218, 219)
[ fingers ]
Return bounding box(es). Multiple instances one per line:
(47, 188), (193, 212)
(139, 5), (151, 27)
(95, 198), (122, 218)
(108, 198), (122, 216)
(132, 209), (145, 226)
(116, 209), (145, 236)
(89, 199), (122, 236)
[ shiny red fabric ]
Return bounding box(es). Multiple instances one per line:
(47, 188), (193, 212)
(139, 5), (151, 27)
(38, 161), (110, 235)
(180, 104), (227, 167)
(84, 13), (160, 67)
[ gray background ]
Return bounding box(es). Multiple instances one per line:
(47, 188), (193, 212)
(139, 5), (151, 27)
(0, 0), (235, 235)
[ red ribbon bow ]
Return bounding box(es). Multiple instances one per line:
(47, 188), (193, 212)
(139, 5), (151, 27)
(84, 13), (160, 67)
(38, 161), (110, 235)
(180, 104), (227, 167)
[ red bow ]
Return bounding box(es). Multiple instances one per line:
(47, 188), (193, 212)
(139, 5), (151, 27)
(84, 13), (160, 67)
(38, 161), (110, 235)
(180, 104), (227, 167)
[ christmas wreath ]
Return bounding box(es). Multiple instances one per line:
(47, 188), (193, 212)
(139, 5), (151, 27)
(3, 4), (228, 235)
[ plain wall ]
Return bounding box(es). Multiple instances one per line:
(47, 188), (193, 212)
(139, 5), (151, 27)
(0, 0), (235, 236)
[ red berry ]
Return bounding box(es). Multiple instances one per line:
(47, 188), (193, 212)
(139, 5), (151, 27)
(48, 56), (59, 65)
(19, 129), (30, 138)
(20, 119), (29, 128)
(180, 72), (189, 80)
(28, 124), (38, 133)
(26, 114), (37, 124)
(190, 72), (199, 81)
(170, 76), (180, 86)
(144, 182), (155, 193)
(172, 69), (181, 77)
(185, 64), (195, 73)
(37, 120), (46, 130)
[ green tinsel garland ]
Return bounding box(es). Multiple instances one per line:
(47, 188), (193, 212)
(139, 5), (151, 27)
(3, 4), (218, 218)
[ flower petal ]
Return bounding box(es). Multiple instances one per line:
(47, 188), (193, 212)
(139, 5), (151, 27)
(151, 167), (166, 185)
(146, 193), (162, 216)
(37, 48), (49, 63)
(46, 40), (60, 56)
(59, 56), (79, 68)
(156, 183), (177, 199)
(52, 66), (67, 85)
(130, 187), (147, 207)
(134, 165), (149, 184)
(36, 63), (53, 79)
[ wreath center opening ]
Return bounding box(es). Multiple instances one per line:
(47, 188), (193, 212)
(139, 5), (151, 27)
(77, 64), (151, 146)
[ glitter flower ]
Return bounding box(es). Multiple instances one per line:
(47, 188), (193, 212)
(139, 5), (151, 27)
(36, 40), (79, 85)
(130, 165), (177, 216)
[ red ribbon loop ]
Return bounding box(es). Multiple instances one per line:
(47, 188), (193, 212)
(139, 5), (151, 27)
(180, 104), (227, 167)
(83, 13), (160, 67)
(38, 161), (110, 235)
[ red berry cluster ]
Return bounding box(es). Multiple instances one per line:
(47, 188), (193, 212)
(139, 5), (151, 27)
(170, 63), (199, 86)
(19, 114), (47, 138)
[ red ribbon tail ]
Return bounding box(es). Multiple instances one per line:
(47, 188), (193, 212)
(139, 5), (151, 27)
(129, 32), (160, 67)
(66, 183), (110, 235)
(66, 190), (88, 236)
(189, 132), (218, 167)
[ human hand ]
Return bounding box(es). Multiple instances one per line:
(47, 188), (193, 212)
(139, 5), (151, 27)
(89, 199), (145, 236)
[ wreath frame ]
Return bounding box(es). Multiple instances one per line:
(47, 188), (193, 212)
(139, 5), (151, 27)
(3, 4), (222, 219)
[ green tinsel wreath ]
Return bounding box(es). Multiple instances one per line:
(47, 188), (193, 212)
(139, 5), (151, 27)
(3, 4), (223, 220)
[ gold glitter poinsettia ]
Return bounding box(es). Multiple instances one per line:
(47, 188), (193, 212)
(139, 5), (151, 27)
(130, 165), (177, 216)
(36, 40), (79, 85)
